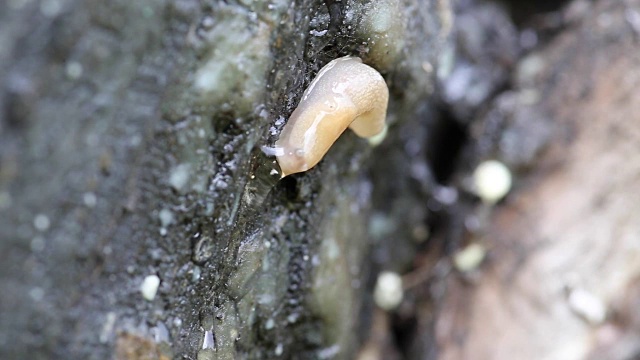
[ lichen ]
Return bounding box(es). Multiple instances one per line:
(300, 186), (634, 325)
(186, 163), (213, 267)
(192, 7), (272, 117)
(356, 0), (405, 71)
(309, 186), (369, 357)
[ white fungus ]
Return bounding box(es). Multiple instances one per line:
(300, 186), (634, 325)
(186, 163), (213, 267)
(453, 243), (486, 272)
(65, 61), (83, 79)
(568, 288), (607, 325)
(168, 164), (191, 192)
(373, 271), (403, 310)
(140, 275), (161, 301)
(473, 160), (513, 204)
(158, 208), (175, 227)
(275, 343), (283, 356)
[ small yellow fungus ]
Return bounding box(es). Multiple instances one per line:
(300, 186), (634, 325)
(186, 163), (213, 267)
(472, 160), (512, 204)
(373, 271), (403, 310)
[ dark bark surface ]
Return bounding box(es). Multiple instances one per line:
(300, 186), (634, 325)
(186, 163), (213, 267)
(0, 0), (449, 359)
(437, 1), (640, 358)
(5, 0), (638, 359)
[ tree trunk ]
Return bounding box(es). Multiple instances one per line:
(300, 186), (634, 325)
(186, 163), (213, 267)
(5, 0), (638, 359)
(0, 0), (449, 358)
(437, 1), (640, 359)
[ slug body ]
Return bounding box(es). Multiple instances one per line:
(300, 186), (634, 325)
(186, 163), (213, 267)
(275, 56), (389, 176)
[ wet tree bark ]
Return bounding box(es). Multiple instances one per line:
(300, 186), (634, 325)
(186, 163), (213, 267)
(433, 1), (640, 359)
(4, 0), (638, 359)
(0, 0), (449, 359)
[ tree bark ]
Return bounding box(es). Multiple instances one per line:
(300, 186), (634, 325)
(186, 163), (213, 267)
(0, 0), (449, 358)
(435, 1), (640, 359)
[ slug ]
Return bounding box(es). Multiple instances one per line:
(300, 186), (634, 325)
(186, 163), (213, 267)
(274, 56), (389, 177)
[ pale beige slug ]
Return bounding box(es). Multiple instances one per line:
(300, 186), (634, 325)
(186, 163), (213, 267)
(274, 56), (389, 177)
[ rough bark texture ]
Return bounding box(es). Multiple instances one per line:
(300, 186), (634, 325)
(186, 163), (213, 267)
(4, 0), (640, 359)
(0, 0), (449, 359)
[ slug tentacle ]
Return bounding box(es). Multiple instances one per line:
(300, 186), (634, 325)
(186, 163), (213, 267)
(275, 56), (389, 177)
